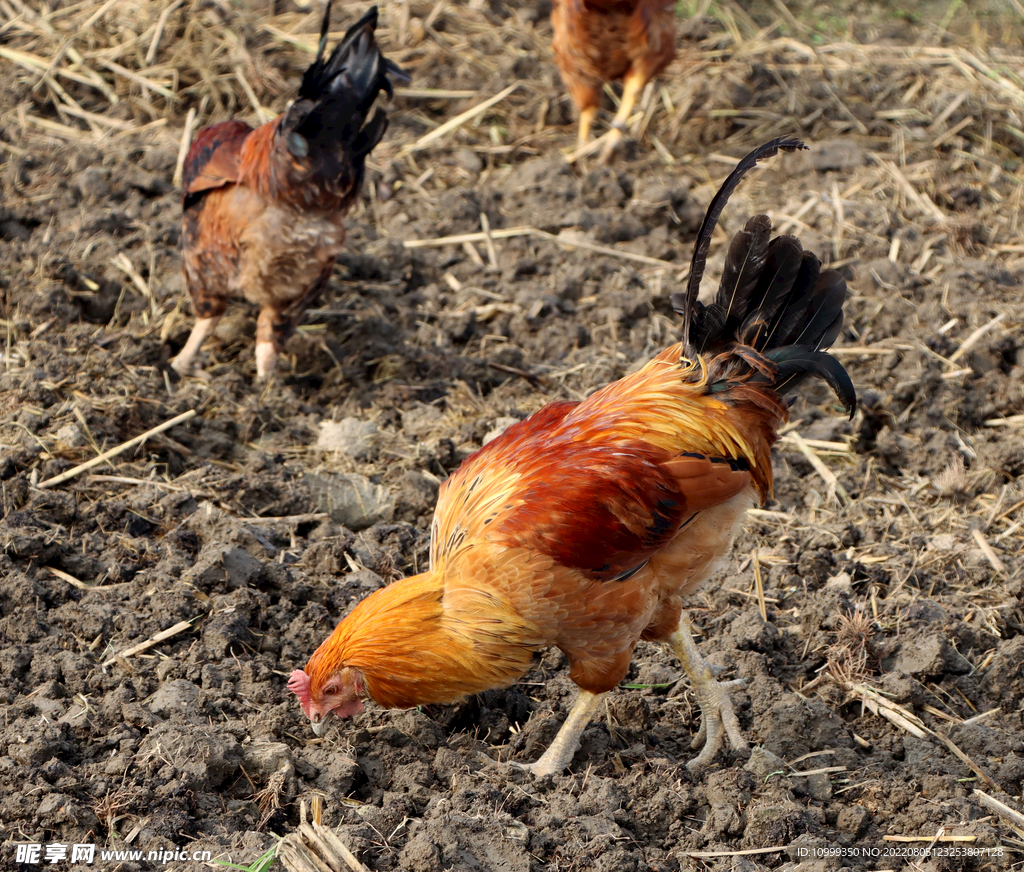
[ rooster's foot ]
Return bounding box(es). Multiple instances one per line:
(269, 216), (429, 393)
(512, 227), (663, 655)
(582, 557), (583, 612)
(687, 675), (748, 771)
(598, 121), (627, 164)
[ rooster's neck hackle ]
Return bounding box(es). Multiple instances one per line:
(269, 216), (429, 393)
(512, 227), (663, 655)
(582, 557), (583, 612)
(303, 567), (539, 710)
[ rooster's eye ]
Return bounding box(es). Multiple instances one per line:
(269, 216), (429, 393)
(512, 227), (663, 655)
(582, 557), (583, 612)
(324, 685), (339, 696)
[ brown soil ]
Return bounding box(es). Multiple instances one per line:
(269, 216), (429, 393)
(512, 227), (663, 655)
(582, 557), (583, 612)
(1, 1), (1022, 871)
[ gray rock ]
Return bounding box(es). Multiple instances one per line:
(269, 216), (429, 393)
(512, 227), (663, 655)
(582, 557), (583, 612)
(348, 569), (385, 590)
(824, 571), (853, 594)
(895, 634), (971, 677)
(307, 472), (394, 531)
(836, 803), (870, 836)
(806, 771), (833, 801)
(183, 545), (262, 591)
(744, 746), (788, 781)
(53, 423), (86, 448)
(401, 403), (445, 440)
(150, 679), (201, 716)
(316, 418), (378, 461)
(453, 147), (483, 175)
(73, 167), (111, 200)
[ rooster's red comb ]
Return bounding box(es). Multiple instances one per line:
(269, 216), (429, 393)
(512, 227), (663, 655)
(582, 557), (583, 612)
(288, 669), (312, 705)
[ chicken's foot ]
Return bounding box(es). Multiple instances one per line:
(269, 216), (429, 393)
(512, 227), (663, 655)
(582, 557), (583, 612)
(481, 688), (605, 777)
(171, 315), (222, 375)
(670, 611), (748, 770)
(598, 70), (646, 164)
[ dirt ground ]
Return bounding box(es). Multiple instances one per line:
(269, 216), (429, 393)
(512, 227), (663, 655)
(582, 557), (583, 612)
(1, 1), (1023, 870)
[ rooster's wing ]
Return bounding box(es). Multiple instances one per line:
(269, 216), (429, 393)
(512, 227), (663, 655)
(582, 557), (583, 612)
(432, 399), (752, 585)
(182, 120), (252, 205)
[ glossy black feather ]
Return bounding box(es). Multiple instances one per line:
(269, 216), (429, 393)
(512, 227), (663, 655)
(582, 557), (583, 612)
(759, 252), (820, 347)
(673, 137), (856, 418)
(706, 214), (772, 352)
(678, 137), (807, 356)
(788, 271), (847, 350)
(766, 348), (856, 415)
(284, 4), (408, 176)
(736, 235), (804, 349)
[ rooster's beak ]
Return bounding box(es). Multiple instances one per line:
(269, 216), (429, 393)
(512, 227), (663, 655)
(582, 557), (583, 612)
(311, 714), (328, 737)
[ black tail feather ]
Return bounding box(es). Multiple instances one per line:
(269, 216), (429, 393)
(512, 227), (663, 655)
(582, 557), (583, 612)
(737, 235), (804, 349)
(677, 137), (807, 354)
(673, 138), (856, 418)
(757, 251), (820, 349)
(767, 348), (856, 413)
(711, 213), (772, 352)
(285, 4), (409, 174)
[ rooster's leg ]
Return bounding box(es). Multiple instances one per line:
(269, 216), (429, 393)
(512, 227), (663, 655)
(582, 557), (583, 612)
(254, 342), (278, 379)
(577, 105), (598, 149)
(669, 611), (748, 770)
(514, 688), (605, 777)
(598, 70), (646, 164)
(255, 307), (288, 378)
(171, 315), (222, 375)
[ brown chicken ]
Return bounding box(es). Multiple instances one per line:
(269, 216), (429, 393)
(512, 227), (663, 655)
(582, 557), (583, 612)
(170, 5), (407, 378)
(551, 0), (676, 161)
(289, 138), (856, 775)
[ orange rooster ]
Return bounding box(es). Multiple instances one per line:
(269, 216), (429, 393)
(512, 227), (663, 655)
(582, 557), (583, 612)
(170, 4), (407, 378)
(551, 0), (676, 162)
(289, 138), (856, 775)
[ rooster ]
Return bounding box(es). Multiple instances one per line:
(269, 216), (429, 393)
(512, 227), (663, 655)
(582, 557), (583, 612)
(551, 0), (676, 162)
(289, 138), (856, 776)
(170, 4), (407, 378)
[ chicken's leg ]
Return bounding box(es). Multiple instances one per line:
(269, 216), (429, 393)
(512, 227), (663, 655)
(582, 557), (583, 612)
(577, 105), (598, 150)
(513, 688), (605, 777)
(171, 315), (222, 375)
(670, 611), (748, 770)
(255, 307), (287, 379)
(254, 341), (278, 379)
(598, 69), (647, 164)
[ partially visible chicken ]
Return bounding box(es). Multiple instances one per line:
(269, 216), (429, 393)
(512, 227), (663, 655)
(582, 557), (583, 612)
(289, 138), (856, 776)
(170, 4), (407, 378)
(551, 0), (676, 162)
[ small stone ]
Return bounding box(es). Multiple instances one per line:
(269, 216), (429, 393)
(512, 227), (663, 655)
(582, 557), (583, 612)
(824, 571), (853, 593)
(397, 470), (440, 516)
(806, 771), (833, 801)
(348, 569), (385, 590)
(895, 634), (970, 677)
(74, 167), (110, 200)
(306, 472), (394, 531)
(453, 148), (483, 175)
(401, 403), (445, 440)
(836, 804), (869, 836)
(316, 418), (378, 461)
(242, 741), (294, 783)
(744, 746), (788, 781)
(149, 679), (201, 716)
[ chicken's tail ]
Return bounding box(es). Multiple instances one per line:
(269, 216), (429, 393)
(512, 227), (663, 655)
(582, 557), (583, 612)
(276, 4), (408, 193)
(671, 138), (856, 416)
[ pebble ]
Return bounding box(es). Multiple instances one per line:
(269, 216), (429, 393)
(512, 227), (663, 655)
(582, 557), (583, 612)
(306, 472), (394, 531)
